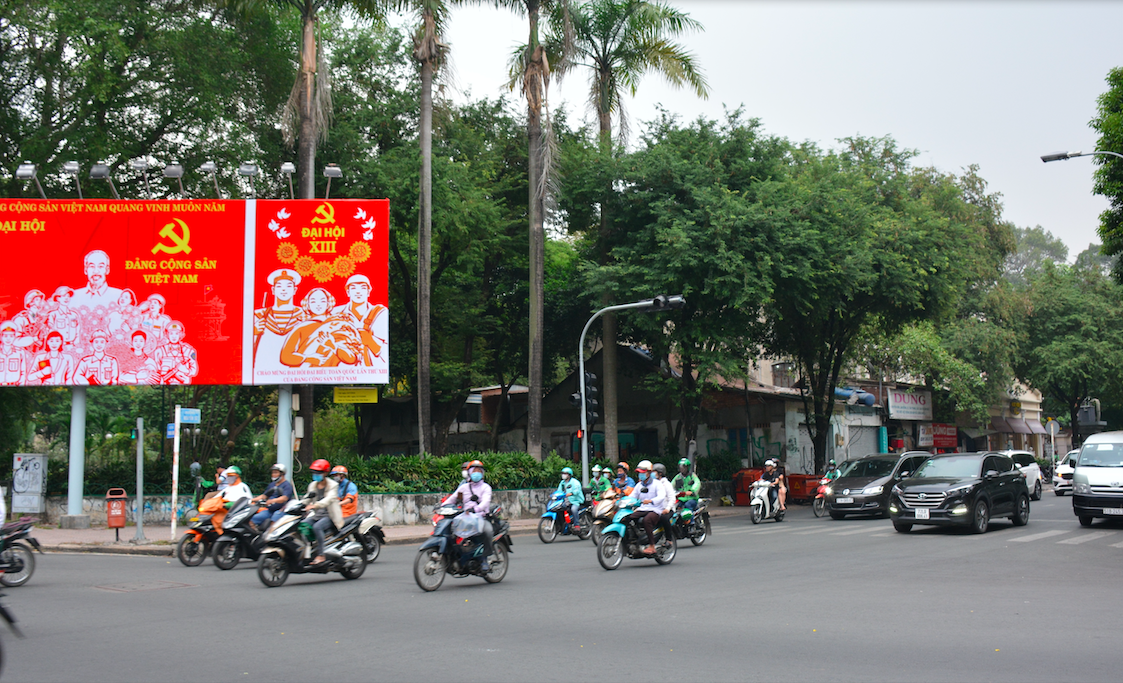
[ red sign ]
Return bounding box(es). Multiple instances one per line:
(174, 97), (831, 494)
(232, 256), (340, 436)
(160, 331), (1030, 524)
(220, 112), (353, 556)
(0, 198), (388, 387)
(933, 423), (958, 449)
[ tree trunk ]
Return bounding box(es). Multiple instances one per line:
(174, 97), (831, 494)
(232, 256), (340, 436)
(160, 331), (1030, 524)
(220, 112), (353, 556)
(598, 107), (618, 463)
(525, 5), (545, 461)
(417, 43), (434, 456)
(297, 9), (317, 200)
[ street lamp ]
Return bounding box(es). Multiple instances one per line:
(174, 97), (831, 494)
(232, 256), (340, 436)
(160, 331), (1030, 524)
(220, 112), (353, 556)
(63, 161), (83, 198)
(199, 161), (220, 198)
(323, 164), (342, 199)
(281, 162), (296, 199)
(131, 159), (152, 198)
(89, 163), (121, 200)
(162, 163), (185, 197)
(15, 162), (46, 199)
(575, 294), (685, 484)
(1041, 150), (1123, 163)
(237, 161), (258, 198)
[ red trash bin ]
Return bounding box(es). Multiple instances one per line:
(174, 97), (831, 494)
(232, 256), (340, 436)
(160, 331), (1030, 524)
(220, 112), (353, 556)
(106, 488), (128, 530)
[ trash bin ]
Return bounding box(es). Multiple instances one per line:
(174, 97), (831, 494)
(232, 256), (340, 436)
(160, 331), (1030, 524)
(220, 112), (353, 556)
(106, 488), (128, 530)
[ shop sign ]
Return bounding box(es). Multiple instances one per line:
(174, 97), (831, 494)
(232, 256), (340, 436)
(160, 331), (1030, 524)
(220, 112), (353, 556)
(887, 388), (932, 421)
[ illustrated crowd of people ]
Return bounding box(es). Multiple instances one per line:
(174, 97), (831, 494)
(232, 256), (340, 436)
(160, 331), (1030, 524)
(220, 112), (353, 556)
(0, 249), (197, 386)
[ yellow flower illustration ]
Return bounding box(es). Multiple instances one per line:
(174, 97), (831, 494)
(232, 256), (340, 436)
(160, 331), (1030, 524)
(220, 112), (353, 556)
(349, 241), (372, 263)
(333, 256), (356, 278)
(276, 242), (299, 263)
(312, 261), (334, 283)
(294, 255), (315, 277)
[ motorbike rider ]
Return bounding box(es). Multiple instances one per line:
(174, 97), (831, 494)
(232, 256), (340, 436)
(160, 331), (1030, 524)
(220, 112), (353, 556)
(761, 459), (783, 511)
(555, 467), (585, 532)
(625, 460), (667, 555)
(300, 459), (343, 566)
(612, 462), (635, 496)
(219, 466), (252, 507)
(441, 459), (494, 572)
(672, 458), (701, 511)
(824, 459), (841, 481)
(250, 463), (294, 531)
(652, 463), (676, 536)
(331, 465), (359, 517)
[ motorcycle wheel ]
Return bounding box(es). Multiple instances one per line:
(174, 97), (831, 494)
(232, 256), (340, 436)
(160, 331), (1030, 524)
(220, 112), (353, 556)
(537, 517), (558, 544)
(812, 496), (826, 518)
(363, 531), (381, 563)
(339, 553), (367, 580)
(257, 553), (289, 587)
(597, 534), (624, 571)
(483, 544), (509, 584)
(590, 522), (604, 547)
(654, 534), (677, 565)
(576, 512), (593, 541)
(689, 517), (709, 546)
(0, 543), (35, 587)
(775, 509), (785, 522)
(413, 549), (447, 592)
(212, 539), (242, 570)
(176, 534), (209, 567)
(750, 505), (763, 524)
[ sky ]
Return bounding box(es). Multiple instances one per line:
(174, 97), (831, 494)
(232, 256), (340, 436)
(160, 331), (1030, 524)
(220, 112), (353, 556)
(418, 0), (1123, 259)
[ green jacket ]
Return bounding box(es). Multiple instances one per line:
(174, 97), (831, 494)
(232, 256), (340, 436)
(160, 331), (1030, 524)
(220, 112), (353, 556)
(671, 472), (701, 501)
(593, 477), (612, 495)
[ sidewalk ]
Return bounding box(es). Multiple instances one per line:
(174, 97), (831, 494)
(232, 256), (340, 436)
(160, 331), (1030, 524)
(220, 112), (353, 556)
(29, 505), (748, 556)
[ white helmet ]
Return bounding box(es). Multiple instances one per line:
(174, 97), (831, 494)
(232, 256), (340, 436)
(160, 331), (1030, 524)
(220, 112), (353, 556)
(636, 459), (653, 472)
(270, 463), (286, 474)
(592, 464), (602, 474)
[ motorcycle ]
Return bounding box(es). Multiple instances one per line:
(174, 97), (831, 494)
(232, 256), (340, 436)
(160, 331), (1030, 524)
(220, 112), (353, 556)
(812, 477), (831, 518)
(595, 495), (677, 570)
(211, 499), (266, 570)
(538, 491), (592, 543)
(358, 510), (386, 563)
(589, 492), (619, 546)
(413, 503), (512, 592)
(0, 590), (22, 676)
(669, 494), (711, 546)
(256, 501), (379, 587)
(749, 479), (785, 524)
(176, 509), (222, 566)
(0, 517), (42, 587)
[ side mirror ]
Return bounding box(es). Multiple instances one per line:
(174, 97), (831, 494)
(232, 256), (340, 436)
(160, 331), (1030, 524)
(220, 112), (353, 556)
(898, 471), (910, 479)
(985, 470), (999, 479)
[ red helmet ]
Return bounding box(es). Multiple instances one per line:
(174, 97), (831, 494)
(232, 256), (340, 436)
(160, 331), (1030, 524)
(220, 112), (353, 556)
(331, 465), (348, 476)
(310, 459), (331, 473)
(467, 459), (484, 470)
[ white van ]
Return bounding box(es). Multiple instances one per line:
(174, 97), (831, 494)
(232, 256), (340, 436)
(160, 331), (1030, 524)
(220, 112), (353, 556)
(1072, 431), (1123, 526)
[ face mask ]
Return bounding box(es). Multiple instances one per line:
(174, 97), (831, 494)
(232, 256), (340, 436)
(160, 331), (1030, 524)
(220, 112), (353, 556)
(470, 471), (483, 483)
(561, 473), (570, 481)
(271, 475), (280, 482)
(461, 470), (469, 480)
(312, 474), (324, 482)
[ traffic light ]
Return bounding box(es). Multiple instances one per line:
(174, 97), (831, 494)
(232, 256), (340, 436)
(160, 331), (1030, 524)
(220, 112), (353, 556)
(584, 372), (599, 428)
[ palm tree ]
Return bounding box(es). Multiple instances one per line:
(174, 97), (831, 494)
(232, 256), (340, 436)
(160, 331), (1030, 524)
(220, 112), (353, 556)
(549, 0), (706, 462)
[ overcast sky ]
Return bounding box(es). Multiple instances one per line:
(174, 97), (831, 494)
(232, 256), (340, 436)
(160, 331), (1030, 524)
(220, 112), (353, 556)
(419, 0), (1123, 259)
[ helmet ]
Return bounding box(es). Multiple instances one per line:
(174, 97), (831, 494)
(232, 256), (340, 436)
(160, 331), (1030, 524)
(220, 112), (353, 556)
(270, 463), (286, 474)
(653, 463), (666, 475)
(636, 459), (653, 472)
(310, 459), (331, 473)
(331, 465), (349, 476)
(616, 462), (629, 472)
(467, 459), (484, 470)
(591, 464), (602, 474)
(828, 459), (836, 466)
(224, 465), (242, 477)
(765, 459), (776, 467)
(561, 467), (574, 476)
(678, 458), (691, 470)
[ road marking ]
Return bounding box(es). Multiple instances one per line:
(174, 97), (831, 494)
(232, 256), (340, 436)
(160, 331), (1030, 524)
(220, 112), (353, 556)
(1057, 532), (1115, 545)
(872, 533), (893, 537)
(749, 526), (795, 536)
(1009, 530), (1068, 543)
(793, 527), (834, 535)
(1109, 540), (1123, 548)
(831, 527), (881, 536)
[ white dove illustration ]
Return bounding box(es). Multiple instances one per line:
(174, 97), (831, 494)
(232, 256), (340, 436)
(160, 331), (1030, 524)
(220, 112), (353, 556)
(362, 229), (374, 241)
(354, 208), (367, 220)
(277, 227), (291, 239)
(362, 218), (376, 230)
(268, 220), (280, 232)
(277, 208), (291, 219)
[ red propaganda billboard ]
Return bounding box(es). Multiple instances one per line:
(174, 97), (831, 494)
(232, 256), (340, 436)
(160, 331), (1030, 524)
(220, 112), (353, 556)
(0, 198), (388, 387)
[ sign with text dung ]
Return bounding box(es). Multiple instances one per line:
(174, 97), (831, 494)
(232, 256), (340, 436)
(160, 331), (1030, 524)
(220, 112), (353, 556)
(0, 198), (388, 387)
(887, 389), (933, 421)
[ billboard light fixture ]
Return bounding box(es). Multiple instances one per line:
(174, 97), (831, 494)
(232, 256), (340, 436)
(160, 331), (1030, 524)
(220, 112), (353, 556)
(323, 163), (342, 199)
(89, 163), (120, 200)
(63, 161), (83, 198)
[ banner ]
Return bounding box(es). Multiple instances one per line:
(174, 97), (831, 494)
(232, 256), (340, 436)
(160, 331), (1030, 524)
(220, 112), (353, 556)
(0, 199), (388, 387)
(887, 388), (933, 421)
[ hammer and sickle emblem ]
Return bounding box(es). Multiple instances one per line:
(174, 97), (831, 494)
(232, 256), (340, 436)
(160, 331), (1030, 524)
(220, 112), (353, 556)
(310, 202), (336, 225)
(151, 219), (192, 254)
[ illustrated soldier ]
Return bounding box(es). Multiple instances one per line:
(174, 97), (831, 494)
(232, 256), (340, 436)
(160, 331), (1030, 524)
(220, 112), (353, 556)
(253, 269), (306, 371)
(0, 321), (28, 386)
(329, 274), (387, 366)
(74, 329), (120, 385)
(152, 321), (198, 384)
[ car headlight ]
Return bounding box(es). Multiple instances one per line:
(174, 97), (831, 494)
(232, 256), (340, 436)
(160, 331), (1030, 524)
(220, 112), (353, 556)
(1074, 482), (1092, 495)
(862, 485), (883, 495)
(891, 485), (903, 496)
(945, 485), (973, 497)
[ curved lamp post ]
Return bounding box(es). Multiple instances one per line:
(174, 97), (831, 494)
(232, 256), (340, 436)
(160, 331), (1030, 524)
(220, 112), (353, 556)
(1041, 150), (1123, 163)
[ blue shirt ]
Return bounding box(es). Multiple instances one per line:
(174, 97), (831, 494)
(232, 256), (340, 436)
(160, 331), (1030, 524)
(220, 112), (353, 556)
(262, 478), (295, 512)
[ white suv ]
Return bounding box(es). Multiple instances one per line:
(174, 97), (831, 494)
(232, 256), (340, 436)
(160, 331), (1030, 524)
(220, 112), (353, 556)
(1000, 450), (1043, 501)
(1053, 449), (1078, 495)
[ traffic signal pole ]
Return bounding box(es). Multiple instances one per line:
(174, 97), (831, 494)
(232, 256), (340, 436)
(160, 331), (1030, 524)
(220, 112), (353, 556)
(576, 295), (684, 486)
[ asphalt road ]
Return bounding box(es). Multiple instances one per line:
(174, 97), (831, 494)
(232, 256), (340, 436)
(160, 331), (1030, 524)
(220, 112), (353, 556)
(4, 491), (1122, 683)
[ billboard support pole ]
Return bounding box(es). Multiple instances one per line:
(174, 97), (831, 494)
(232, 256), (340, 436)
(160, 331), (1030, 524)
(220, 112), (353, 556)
(134, 417), (146, 543)
(171, 405), (181, 541)
(61, 387), (90, 529)
(277, 386), (294, 476)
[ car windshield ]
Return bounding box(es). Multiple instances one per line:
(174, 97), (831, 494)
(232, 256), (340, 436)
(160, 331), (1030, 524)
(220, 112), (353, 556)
(1077, 444), (1123, 467)
(838, 458), (896, 478)
(912, 456), (982, 479)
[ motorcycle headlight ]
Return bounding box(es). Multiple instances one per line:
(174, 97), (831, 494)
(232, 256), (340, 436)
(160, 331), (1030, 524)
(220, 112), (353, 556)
(824, 486), (833, 496)
(1074, 482), (1092, 495)
(862, 485), (883, 496)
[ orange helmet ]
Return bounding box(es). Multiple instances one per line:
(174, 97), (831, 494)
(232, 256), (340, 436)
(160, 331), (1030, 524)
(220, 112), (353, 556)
(310, 459), (331, 473)
(331, 465), (348, 476)
(616, 461), (629, 472)
(467, 459), (484, 470)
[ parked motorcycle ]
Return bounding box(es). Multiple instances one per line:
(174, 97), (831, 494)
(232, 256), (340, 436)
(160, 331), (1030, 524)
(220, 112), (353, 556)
(589, 492), (619, 546)
(670, 494), (711, 546)
(212, 499), (266, 570)
(0, 517), (42, 587)
(538, 491), (592, 543)
(413, 503), (512, 591)
(812, 477), (831, 518)
(749, 479), (785, 524)
(596, 495), (677, 570)
(256, 501), (378, 587)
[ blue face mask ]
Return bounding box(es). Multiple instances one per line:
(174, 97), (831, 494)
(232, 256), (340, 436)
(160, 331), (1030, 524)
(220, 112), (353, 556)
(312, 474), (324, 482)
(469, 471), (483, 483)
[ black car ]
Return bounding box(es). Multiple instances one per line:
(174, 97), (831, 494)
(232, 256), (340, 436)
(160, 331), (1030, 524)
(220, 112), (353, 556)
(825, 452), (931, 519)
(889, 452), (1030, 534)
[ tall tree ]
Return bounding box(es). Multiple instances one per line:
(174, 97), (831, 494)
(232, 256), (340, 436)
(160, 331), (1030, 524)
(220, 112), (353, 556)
(1091, 67), (1123, 284)
(547, 0), (706, 462)
(1004, 225), (1068, 287)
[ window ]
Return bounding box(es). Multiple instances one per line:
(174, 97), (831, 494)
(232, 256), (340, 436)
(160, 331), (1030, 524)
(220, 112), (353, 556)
(772, 362), (796, 388)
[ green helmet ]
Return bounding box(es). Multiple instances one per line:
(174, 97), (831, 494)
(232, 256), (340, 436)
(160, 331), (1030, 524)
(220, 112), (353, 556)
(678, 458), (691, 470)
(224, 465), (242, 477)
(561, 466), (574, 476)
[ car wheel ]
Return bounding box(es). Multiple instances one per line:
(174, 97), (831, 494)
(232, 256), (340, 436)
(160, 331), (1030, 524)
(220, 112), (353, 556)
(970, 499), (990, 534)
(893, 522), (912, 533)
(1032, 480), (1042, 501)
(1079, 515), (1094, 527)
(1011, 495), (1029, 526)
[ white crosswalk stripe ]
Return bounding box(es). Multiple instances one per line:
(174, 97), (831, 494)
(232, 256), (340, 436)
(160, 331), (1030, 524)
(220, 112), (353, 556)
(1057, 531), (1115, 545)
(832, 527), (880, 536)
(1009, 530), (1068, 543)
(793, 527), (834, 536)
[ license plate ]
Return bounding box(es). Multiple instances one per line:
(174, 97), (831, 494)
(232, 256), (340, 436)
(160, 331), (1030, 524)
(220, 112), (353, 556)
(915, 508), (930, 520)
(1104, 508), (1123, 515)
(836, 497), (854, 504)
